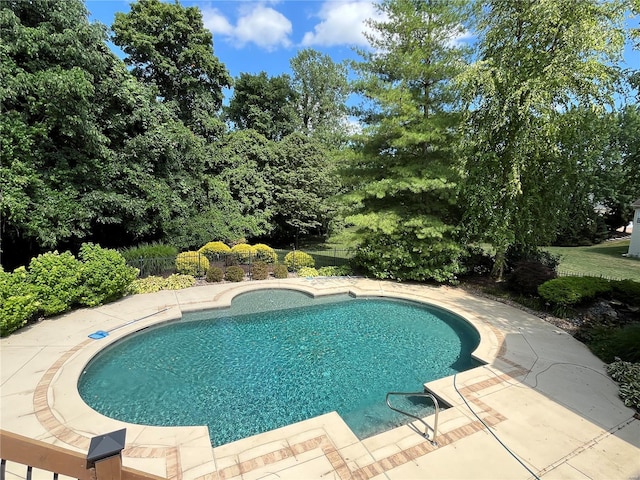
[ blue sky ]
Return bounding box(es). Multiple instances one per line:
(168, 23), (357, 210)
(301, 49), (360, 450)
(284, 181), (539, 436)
(86, 0), (639, 88)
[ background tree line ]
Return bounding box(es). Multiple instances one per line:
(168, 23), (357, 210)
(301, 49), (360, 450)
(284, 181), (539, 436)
(1, 0), (638, 281)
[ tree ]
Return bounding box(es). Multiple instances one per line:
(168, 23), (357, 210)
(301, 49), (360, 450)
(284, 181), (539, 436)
(461, 0), (626, 278)
(270, 133), (341, 246)
(112, 0), (231, 138)
(1, 0), (116, 267)
(212, 129), (276, 236)
(226, 72), (299, 141)
(343, 0), (471, 282)
(289, 48), (350, 145)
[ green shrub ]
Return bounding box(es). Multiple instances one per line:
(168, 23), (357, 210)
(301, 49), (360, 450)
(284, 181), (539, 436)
(120, 242), (177, 261)
(460, 245), (494, 277)
(253, 243), (278, 263)
(273, 264), (289, 279)
(206, 266), (224, 283)
(251, 262), (269, 280)
(507, 261), (557, 296)
(611, 279), (640, 307)
(77, 244), (138, 307)
(225, 266), (245, 282)
(175, 251), (209, 276)
(0, 267), (40, 337)
(538, 276), (612, 307)
(231, 243), (257, 264)
(28, 251), (83, 316)
(284, 251), (315, 271)
(587, 323), (640, 364)
(606, 360), (640, 411)
(297, 267), (319, 277)
(198, 241), (232, 261)
(317, 265), (353, 276)
(127, 274), (196, 294)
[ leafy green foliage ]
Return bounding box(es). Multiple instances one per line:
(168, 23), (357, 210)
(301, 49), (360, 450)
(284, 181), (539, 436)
(224, 266), (245, 282)
(345, 0), (469, 284)
(231, 244), (257, 264)
(175, 252), (209, 276)
(507, 262), (557, 296)
(297, 267), (319, 277)
(28, 251), (83, 316)
(198, 241), (232, 261)
(460, 0), (626, 278)
(538, 277), (613, 307)
(250, 262), (269, 280)
(127, 274), (195, 294)
(0, 267), (39, 337)
(284, 251), (315, 271)
(588, 324), (640, 364)
(206, 266), (224, 283)
(253, 244), (278, 264)
(317, 265), (353, 276)
(606, 359), (640, 410)
(112, 0), (231, 135)
(120, 242), (178, 261)
(352, 234), (464, 283)
(273, 264), (289, 279)
(77, 244), (138, 307)
(226, 72), (299, 141)
(611, 279), (640, 307)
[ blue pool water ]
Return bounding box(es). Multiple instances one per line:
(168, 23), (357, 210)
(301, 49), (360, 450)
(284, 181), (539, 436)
(78, 290), (481, 446)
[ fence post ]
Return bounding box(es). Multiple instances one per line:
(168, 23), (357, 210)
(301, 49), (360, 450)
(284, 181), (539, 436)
(87, 429), (126, 480)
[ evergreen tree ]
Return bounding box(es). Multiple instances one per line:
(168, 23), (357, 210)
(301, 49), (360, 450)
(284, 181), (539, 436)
(344, 0), (471, 282)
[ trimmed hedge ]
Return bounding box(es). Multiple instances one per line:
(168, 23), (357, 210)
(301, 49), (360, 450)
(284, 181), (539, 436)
(284, 251), (315, 271)
(250, 262), (269, 280)
(175, 251), (209, 276)
(127, 274), (195, 294)
(225, 266), (245, 282)
(231, 243), (257, 264)
(253, 244), (278, 263)
(537, 276), (612, 307)
(198, 241), (232, 261)
(206, 266), (224, 283)
(297, 267), (319, 277)
(273, 264), (289, 279)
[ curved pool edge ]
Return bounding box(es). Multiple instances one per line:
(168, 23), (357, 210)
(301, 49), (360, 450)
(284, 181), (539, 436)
(32, 278), (509, 477)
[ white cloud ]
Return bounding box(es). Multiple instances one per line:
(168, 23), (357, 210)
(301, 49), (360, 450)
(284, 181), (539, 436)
(202, 8), (234, 36)
(201, 5), (292, 51)
(301, 1), (386, 48)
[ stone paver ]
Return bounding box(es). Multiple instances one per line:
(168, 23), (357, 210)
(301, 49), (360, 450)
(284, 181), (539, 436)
(1, 278), (638, 479)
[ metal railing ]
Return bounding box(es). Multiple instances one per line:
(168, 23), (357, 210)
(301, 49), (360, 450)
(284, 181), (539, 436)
(127, 249), (353, 279)
(386, 391), (440, 445)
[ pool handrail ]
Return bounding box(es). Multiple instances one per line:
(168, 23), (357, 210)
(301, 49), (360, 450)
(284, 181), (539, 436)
(385, 391), (439, 445)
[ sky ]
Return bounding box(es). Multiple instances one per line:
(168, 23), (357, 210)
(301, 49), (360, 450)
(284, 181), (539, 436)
(86, 0), (640, 91)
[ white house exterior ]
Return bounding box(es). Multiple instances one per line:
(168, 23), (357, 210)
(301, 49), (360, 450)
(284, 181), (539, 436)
(628, 199), (640, 258)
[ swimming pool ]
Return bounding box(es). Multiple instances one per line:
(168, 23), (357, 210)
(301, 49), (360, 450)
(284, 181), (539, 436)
(78, 290), (481, 446)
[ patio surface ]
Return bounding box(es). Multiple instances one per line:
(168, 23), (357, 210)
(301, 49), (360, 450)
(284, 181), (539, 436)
(1, 277), (639, 479)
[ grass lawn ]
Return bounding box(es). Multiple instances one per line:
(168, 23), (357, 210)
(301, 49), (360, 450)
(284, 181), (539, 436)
(544, 239), (640, 281)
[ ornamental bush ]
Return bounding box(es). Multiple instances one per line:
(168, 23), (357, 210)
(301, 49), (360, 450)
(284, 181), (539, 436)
(253, 243), (278, 263)
(507, 261), (557, 296)
(0, 267), (40, 337)
(231, 243), (257, 264)
(273, 264), (289, 279)
(538, 276), (612, 307)
(28, 251), (83, 316)
(198, 241), (232, 261)
(611, 279), (640, 307)
(284, 251), (315, 271)
(120, 242), (177, 261)
(250, 262), (269, 280)
(77, 244), (138, 307)
(297, 267), (319, 277)
(225, 266), (245, 282)
(206, 266), (224, 283)
(317, 265), (353, 276)
(127, 274), (195, 294)
(606, 360), (640, 411)
(175, 252), (209, 276)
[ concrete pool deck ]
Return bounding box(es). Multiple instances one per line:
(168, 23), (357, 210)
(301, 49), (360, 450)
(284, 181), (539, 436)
(1, 277), (639, 479)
